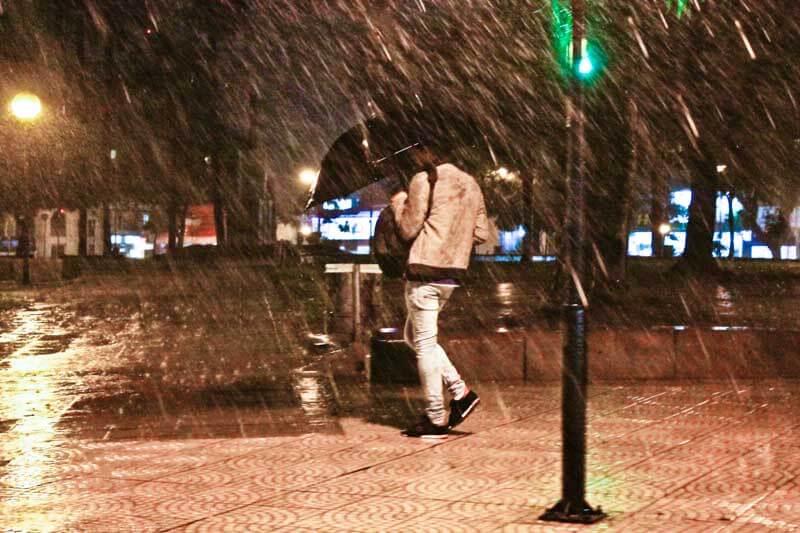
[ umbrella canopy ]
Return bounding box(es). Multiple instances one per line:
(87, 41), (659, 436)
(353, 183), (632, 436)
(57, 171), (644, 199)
(305, 116), (423, 209)
(306, 100), (488, 209)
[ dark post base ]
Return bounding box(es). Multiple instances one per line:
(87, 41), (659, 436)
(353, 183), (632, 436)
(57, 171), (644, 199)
(540, 500), (606, 524)
(21, 257), (31, 285)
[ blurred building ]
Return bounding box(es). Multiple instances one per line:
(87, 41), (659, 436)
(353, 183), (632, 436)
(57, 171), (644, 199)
(628, 189), (800, 260)
(1, 206), (151, 259)
(152, 204), (217, 255)
(303, 181), (538, 257)
(2, 189), (795, 261)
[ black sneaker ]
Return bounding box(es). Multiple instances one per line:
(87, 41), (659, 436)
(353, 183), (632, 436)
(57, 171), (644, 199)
(402, 416), (449, 439)
(448, 390), (480, 429)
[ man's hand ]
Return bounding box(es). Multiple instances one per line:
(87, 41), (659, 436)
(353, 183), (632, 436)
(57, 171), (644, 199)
(390, 191), (408, 214)
(395, 173), (431, 241)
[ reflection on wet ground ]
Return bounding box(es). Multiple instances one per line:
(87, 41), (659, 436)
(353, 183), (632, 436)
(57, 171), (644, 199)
(0, 272), (796, 448)
(0, 300), (308, 450)
(0, 297), (377, 452)
(0, 303), (84, 491)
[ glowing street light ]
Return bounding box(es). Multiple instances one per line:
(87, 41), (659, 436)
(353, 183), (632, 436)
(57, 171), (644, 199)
(658, 223), (671, 235)
(9, 93), (42, 122)
(9, 92), (43, 285)
(299, 168), (319, 186)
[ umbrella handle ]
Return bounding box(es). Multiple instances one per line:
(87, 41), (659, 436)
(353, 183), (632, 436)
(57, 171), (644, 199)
(370, 142), (421, 168)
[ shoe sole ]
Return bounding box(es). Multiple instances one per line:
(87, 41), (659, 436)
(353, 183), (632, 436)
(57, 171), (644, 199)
(451, 397), (480, 428)
(402, 433), (448, 439)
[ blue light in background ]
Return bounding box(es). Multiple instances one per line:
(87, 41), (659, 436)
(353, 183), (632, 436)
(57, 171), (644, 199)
(322, 198), (354, 211)
(499, 226), (526, 254)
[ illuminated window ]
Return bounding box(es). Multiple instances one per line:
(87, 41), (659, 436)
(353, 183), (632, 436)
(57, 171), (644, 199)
(316, 211), (378, 241)
(322, 198), (355, 211)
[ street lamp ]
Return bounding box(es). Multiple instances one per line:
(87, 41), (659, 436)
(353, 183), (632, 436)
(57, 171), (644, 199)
(298, 168), (319, 186)
(9, 93), (42, 122)
(9, 92), (43, 285)
(105, 149), (118, 256)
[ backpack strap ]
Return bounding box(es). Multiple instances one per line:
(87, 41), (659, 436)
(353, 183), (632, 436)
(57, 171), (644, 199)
(425, 165), (437, 220)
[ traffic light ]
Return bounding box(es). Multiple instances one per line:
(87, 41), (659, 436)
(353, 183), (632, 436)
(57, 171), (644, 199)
(550, 0), (574, 79)
(578, 54), (594, 76)
(576, 37), (606, 83)
(550, 0), (607, 84)
(666, 0), (689, 18)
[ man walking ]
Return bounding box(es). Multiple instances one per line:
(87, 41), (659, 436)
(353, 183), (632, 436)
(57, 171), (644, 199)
(391, 144), (489, 439)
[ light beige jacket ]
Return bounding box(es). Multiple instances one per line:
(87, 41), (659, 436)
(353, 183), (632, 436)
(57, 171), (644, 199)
(391, 163), (489, 278)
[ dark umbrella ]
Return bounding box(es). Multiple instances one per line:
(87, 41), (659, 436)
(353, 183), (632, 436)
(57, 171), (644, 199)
(305, 115), (423, 209)
(306, 98), (489, 209)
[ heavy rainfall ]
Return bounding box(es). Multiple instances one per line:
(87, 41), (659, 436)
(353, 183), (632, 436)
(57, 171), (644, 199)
(0, 1), (799, 531)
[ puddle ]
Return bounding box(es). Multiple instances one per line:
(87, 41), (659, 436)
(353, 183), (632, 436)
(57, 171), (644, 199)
(0, 303), (82, 487)
(293, 368), (338, 428)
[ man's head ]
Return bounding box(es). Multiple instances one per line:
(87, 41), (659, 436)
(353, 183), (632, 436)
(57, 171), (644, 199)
(410, 143), (438, 172)
(371, 137), (439, 182)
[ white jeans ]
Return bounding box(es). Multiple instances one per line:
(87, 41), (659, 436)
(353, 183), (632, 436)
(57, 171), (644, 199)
(404, 281), (467, 425)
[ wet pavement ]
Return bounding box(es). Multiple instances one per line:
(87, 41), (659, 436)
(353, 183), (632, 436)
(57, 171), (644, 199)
(0, 299), (799, 531)
(1, 375), (799, 531)
(0, 267), (799, 531)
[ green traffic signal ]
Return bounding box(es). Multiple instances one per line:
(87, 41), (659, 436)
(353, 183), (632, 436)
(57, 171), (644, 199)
(666, 0), (689, 17)
(575, 39), (606, 82)
(550, 0), (573, 78)
(550, 0), (607, 84)
(578, 55), (594, 76)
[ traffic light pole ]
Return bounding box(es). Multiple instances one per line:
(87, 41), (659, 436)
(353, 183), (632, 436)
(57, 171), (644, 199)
(540, 0), (605, 524)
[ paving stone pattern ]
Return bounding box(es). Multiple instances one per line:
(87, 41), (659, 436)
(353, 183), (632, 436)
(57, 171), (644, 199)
(1, 382), (799, 532)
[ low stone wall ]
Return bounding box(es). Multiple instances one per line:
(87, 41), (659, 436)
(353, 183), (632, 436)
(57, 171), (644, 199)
(368, 326), (800, 383)
(0, 258), (64, 282)
(444, 326), (800, 381)
(0, 256), (140, 282)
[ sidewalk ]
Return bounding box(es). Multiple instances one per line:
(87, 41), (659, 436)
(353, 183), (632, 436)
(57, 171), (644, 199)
(2, 381), (799, 532)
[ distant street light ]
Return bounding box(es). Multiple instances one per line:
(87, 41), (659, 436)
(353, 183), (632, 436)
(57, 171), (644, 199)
(658, 223), (671, 235)
(298, 168), (319, 186)
(105, 149), (119, 256)
(8, 92), (43, 285)
(9, 92), (42, 122)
